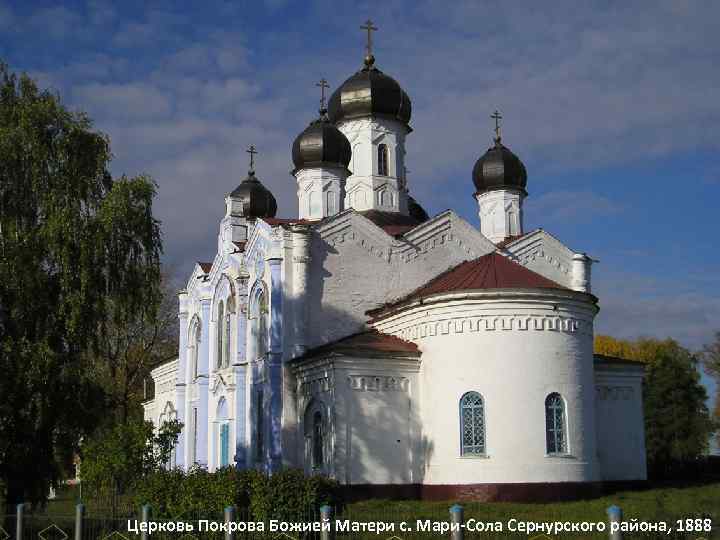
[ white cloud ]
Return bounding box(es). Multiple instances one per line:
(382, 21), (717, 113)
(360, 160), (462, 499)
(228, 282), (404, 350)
(73, 82), (173, 120)
(525, 190), (622, 223)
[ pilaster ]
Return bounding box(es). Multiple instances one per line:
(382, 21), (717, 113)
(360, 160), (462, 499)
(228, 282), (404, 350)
(267, 257), (284, 472)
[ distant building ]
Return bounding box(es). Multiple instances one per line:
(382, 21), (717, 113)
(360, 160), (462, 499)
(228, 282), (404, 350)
(144, 30), (646, 501)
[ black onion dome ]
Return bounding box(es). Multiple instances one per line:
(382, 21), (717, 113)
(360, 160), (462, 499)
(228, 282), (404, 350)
(292, 116), (351, 173)
(408, 196), (429, 223)
(229, 171), (278, 218)
(472, 139), (528, 194)
(328, 62), (411, 125)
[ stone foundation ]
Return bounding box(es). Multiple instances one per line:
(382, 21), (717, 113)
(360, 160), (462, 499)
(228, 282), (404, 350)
(342, 481), (645, 503)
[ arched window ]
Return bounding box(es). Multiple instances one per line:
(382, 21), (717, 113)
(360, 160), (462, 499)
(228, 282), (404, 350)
(252, 289), (269, 360)
(189, 322), (200, 380)
(460, 391), (485, 456)
(160, 402), (177, 469)
(224, 312), (231, 367)
(217, 398), (230, 467)
(377, 144), (388, 176)
(545, 393), (567, 454)
(304, 401), (326, 471)
(312, 411), (324, 468)
(216, 301), (224, 369)
(326, 190), (336, 216)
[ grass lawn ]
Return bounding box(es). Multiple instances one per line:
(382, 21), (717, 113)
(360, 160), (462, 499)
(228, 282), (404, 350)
(340, 483), (719, 539)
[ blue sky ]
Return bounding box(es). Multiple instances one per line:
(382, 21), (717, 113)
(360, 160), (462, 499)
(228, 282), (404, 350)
(1, 1), (719, 418)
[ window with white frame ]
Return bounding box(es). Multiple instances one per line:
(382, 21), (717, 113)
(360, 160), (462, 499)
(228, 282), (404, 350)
(378, 144), (389, 176)
(460, 391), (486, 456)
(545, 392), (568, 454)
(251, 288), (269, 361)
(217, 397), (230, 467)
(189, 322), (200, 380)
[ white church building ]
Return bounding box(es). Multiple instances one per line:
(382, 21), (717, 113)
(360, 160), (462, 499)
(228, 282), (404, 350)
(144, 29), (647, 501)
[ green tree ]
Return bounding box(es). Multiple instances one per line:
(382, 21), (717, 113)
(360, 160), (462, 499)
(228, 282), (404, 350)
(90, 274), (179, 426)
(595, 336), (715, 477)
(644, 347), (714, 477)
(701, 330), (720, 447)
(81, 418), (181, 513)
(0, 63), (162, 507)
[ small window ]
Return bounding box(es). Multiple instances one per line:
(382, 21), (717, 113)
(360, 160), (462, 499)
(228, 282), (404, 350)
(378, 144), (388, 176)
(326, 191), (336, 216)
(545, 393), (568, 454)
(460, 392), (485, 456)
(190, 323), (200, 380)
(312, 411), (324, 468)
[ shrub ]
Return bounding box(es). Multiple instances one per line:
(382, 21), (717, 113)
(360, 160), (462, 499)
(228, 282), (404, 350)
(134, 467), (342, 521)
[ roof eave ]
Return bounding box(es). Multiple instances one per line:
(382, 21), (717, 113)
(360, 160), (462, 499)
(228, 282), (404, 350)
(368, 287), (598, 321)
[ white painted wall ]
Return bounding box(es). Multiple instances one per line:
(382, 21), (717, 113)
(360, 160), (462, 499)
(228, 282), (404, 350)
(295, 167), (349, 221)
(503, 229), (581, 290)
(293, 356), (422, 485)
(594, 364), (647, 481)
(476, 189), (525, 243)
(336, 117), (409, 214)
(373, 290), (601, 485)
(306, 211), (496, 348)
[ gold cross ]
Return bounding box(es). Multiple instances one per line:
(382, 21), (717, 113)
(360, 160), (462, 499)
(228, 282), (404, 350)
(360, 19), (378, 61)
(247, 145), (257, 172)
(491, 110), (502, 141)
(316, 78), (330, 112)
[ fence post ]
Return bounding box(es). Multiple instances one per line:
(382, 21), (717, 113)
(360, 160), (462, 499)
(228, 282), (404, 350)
(449, 504), (464, 540)
(75, 504), (85, 540)
(140, 504), (151, 540)
(607, 505), (623, 540)
(320, 505), (334, 540)
(224, 505), (236, 540)
(16, 503), (24, 540)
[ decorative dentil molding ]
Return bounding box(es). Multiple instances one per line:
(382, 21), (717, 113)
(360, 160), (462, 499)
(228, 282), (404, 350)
(347, 374), (409, 392)
(299, 374), (333, 398)
(596, 385), (634, 401)
(379, 314), (591, 342)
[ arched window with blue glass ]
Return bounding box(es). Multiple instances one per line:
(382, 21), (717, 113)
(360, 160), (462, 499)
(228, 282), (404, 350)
(545, 392), (568, 454)
(459, 391), (485, 456)
(217, 397), (230, 468)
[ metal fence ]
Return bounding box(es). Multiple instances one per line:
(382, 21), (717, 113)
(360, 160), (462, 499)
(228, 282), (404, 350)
(1, 502), (716, 540)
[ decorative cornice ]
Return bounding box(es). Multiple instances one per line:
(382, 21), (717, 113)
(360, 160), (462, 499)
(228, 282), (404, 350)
(347, 374), (409, 392)
(379, 313), (592, 342)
